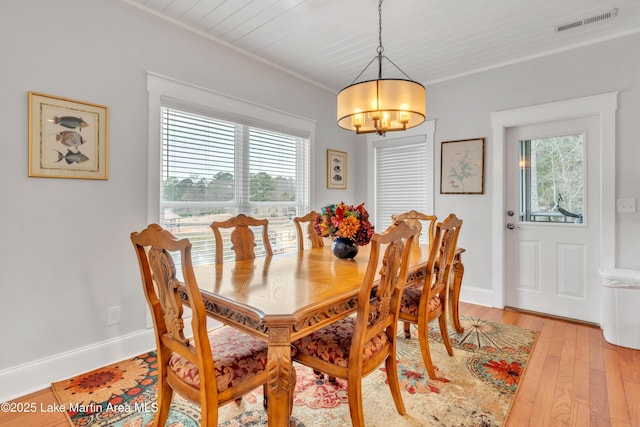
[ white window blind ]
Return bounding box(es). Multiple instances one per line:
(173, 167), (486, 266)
(374, 136), (434, 231)
(160, 105), (310, 265)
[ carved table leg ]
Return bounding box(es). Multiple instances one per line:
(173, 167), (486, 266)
(449, 249), (465, 334)
(265, 325), (295, 427)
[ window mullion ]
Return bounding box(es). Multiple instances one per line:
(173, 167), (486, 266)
(235, 124), (249, 214)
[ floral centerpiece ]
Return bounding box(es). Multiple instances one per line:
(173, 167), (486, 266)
(314, 202), (374, 258)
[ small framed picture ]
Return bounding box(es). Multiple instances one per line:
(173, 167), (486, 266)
(327, 149), (347, 189)
(29, 92), (108, 180)
(440, 138), (485, 194)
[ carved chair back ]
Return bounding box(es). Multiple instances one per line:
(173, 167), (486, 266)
(356, 220), (418, 342)
(424, 214), (462, 304)
(293, 210), (324, 251)
(210, 214), (273, 264)
(392, 210), (437, 248)
(130, 224), (219, 418)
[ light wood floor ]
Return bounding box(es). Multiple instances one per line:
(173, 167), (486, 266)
(2, 302), (638, 426)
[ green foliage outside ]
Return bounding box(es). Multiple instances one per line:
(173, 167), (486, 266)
(162, 171), (296, 205)
(527, 134), (583, 215)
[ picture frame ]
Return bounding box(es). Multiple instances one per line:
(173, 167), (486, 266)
(327, 149), (347, 189)
(440, 138), (485, 194)
(29, 92), (108, 180)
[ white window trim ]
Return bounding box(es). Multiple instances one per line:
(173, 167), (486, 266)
(146, 72), (316, 225)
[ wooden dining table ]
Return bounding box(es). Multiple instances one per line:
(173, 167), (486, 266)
(180, 242), (462, 426)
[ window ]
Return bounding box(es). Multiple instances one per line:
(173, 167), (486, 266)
(370, 130), (434, 231)
(519, 134), (584, 224)
(158, 104), (310, 265)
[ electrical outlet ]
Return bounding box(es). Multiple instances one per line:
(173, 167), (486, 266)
(107, 306), (121, 325)
(616, 198), (637, 213)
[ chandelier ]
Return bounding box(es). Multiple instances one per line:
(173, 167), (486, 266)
(337, 0), (426, 136)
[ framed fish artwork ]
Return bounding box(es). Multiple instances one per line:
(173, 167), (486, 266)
(28, 92), (108, 179)
(327, 149), (347, 189)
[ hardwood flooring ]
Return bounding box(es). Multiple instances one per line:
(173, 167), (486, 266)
(1, 302), (638, 426)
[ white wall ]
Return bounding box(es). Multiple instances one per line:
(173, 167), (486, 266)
(0, 0), (359, 400)
(359, 32), (640, 302)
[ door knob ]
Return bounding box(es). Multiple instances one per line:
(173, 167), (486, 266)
(507, 210), (515, 217)
(506, 223), (515, 229)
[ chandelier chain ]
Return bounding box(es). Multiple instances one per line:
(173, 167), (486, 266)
(377, 0), (384, 55)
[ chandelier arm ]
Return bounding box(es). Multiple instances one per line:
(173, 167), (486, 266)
(349, 55), (379, 85)
(381, 55), (417, 81)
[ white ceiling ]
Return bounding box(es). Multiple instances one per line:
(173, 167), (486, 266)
(124, 0), (640, 92)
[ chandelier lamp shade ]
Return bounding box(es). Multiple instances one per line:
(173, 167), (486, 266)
(337, 0), (426, 136)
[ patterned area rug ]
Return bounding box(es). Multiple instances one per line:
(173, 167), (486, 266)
(51, 315), (537, 426)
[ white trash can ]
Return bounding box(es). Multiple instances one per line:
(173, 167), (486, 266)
(599, 268), (640, 350)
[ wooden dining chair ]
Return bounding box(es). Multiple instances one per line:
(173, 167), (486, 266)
(293, 210), (324, 251)
(398, 213), (462, 379)
(292, 220), (419, 427)
(131, 224), (290, 426)
(391, 210), (437, 248)
(392, 210), (467, 334)
(210, 213), (273, 264)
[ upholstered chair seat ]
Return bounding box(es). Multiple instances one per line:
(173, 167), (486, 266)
(169, 326), (269, 392)
(293, 317), (388, 368)
(400, 287), (442, 318)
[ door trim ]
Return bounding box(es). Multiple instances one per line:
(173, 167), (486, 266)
(490, 92), (618, 309)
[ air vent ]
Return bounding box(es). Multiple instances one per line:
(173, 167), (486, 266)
(555, 8), (618, 32)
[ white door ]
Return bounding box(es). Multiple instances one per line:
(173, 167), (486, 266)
(505, 116), (600, 323)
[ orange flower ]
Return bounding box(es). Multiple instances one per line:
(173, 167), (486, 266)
(338, 215), (360, 239)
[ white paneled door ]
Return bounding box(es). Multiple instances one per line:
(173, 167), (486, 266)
(505, 116), (600, 323)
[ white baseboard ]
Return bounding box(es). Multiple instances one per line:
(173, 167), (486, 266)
(0, 328), (156, 402)
(459, 285), (495, 308)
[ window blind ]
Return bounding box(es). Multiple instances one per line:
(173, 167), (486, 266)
(375, 138), (434, 231)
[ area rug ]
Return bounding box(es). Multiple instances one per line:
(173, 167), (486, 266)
(52, 315), (537, 426)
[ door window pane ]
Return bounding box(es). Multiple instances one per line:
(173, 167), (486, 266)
(519, 134), (584, 224)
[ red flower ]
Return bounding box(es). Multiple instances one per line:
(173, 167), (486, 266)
(483, 359), (522, 387)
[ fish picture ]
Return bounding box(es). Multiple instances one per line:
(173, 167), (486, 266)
(48, 115), (89, 131)
(56, 131), (85, 149)
(49, 113), (92, 166)
(29, 92), (108, 179)
(327, 149), (347, 189)
(55, 149), (90, 165)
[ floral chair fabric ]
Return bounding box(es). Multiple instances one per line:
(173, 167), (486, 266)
(400, 287), (442, 318)
(293, 317), (388, 368)
(169, 326), (269, 392)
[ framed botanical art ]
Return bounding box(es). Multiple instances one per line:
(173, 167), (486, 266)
(440, 138), (485, 194)
(327, 149), (347, 189)
(29, 92), (109, 179)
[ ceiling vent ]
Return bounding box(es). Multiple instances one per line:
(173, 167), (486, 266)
(555, 8), (618, 32)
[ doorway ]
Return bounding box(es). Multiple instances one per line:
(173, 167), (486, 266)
(505, 118), (599, 323)
(491, 93), (618, 324)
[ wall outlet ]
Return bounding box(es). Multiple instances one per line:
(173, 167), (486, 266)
(107, 306), (121, 325)
(616, 198), (637, 213)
